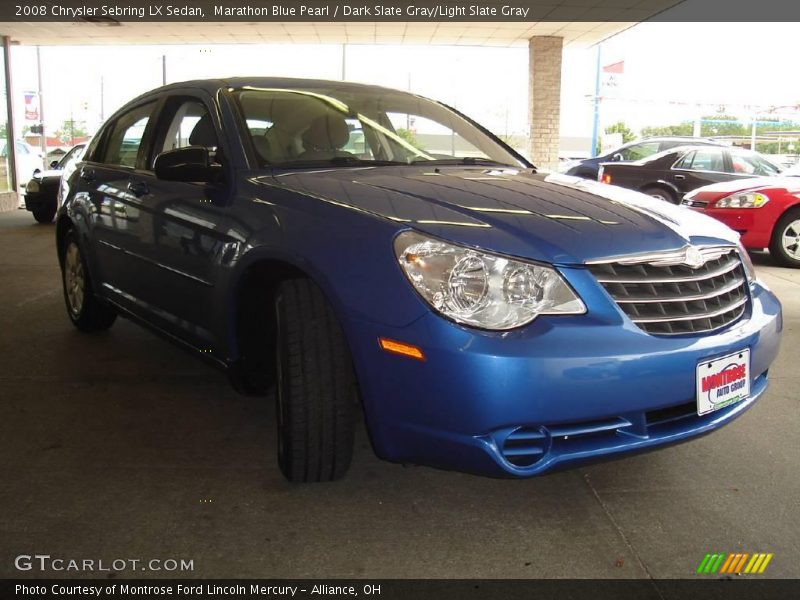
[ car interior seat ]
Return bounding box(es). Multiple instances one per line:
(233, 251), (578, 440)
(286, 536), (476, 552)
(188, 114), (219, 148)
(298, 113), (351, 160)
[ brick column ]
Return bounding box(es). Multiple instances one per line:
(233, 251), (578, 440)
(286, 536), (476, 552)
(528, 36), (563, 172)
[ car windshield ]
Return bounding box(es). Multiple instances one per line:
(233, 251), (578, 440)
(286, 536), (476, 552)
(58, 145), (85, 170)
(730, 150), (782, 176)
(231, 86), (525, 169)
(781, 162), (800, 176)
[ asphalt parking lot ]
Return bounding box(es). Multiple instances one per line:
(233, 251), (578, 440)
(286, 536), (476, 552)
(0, 209), (797, 581)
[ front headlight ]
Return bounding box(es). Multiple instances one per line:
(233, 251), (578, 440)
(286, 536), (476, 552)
(26, 179), (40, 193)
(714, 192), (769, 208)
(394, 230), (585, 330)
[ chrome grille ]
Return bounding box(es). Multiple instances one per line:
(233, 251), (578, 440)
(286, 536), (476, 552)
(681, 198), (709, 208)
(588, 247), (748, 335)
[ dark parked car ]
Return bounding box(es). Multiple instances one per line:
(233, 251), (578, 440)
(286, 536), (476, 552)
(56, 78), (781, 482)
(563, 137), (724, 180)
(598, 145), (783, 204)
(24, 144), (85, 223)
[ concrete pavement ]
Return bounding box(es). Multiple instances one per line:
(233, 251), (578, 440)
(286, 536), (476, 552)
(0, 209), (797, 580)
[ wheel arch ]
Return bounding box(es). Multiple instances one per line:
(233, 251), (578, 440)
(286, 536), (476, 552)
(55, 214), (74, 266)
(641, 180), (680, 199)
(226, 248), (353, 395)
(768, 199), (800, 242)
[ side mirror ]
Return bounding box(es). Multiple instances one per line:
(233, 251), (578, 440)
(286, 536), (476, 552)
(49, 160), (60, 169)
(154, 146), (221, 183)
(611, 153), (623, 162)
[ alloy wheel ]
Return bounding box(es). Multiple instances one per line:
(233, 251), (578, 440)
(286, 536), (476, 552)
(64, 242), (85, 316)
(781, 219), (800, 259)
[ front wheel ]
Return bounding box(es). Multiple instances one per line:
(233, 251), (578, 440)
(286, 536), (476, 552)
(274, 278), (357, 482)
(61, 230), (117, 331)
(769, 208), (800, 268)
(641, 185), (677, 204)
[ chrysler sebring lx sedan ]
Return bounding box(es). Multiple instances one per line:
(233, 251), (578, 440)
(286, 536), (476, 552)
(55, 78), (782, 481)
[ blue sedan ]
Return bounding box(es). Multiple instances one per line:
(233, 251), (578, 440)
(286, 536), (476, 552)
(56, 78), (782, 481)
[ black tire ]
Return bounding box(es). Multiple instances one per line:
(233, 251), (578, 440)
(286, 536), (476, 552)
(32, 206), (56, 223)
(769, 208), (800, 268)
(61, 230), (117, 332)
(641, 185), (677, 204)
(274, 278), (356, 482)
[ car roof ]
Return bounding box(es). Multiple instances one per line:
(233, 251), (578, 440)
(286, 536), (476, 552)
(134, 77), (415, 99)
(106, 77), (436, 127)
(620, 137), (723, 148)
(615, 144), (724, 165)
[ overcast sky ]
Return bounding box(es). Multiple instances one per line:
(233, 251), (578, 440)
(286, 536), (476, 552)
(8, 21), (800, 151)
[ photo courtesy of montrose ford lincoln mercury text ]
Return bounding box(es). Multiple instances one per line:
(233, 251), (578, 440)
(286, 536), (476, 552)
(55, 78), (783, 481)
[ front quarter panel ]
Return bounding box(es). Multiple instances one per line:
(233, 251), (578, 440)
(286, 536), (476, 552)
(228, 174), (429, 329)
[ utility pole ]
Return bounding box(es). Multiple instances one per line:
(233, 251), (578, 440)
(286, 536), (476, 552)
(36, 46), (46, 169)
(162, 55), (167, 85)
(340, 44), (346, 81)
(589, 45), (601, 158)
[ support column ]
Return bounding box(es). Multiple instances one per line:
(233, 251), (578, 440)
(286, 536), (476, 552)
(528, 36), (563, 172)
(1, 36), (17, 209)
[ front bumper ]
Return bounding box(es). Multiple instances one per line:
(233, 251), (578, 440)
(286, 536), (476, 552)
(345, 276), (782, 477)
(23, 191), (49, 212)
(690, 208), (771, 249)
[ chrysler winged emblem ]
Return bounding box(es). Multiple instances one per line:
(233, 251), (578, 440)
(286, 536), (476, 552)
(684, 246), (706, 269)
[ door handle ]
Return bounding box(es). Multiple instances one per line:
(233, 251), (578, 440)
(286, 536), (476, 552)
(674, 174), (686, 180)
(80, 168), (95, 182)
(127, 180), (149, 197)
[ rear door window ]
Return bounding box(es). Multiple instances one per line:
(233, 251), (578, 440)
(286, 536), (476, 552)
(99, 102), (157, 169)
(673, 151), (695, 169)
(674, 148), (725, 172)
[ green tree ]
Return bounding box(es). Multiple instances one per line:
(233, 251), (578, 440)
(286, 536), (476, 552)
(604, 121), (636, 143)
(395, 128), (424, 151)
(54, 119), (88, 143)
(699, 115), (748, 137)
(641, 122), (693, 137)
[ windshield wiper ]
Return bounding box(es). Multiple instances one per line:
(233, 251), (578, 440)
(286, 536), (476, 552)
(274, 156), (408, 169)
(410, 157), (515, 167)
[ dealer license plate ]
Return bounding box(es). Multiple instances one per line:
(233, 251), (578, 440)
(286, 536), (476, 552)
(696, 349), (750, 416)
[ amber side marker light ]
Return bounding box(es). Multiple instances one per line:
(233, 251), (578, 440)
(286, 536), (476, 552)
(601, 173), (612, 184)
(378, 338), (426, 361)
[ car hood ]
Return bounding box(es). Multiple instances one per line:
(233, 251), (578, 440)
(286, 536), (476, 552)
(690, 175), (800, 196)
(265, 166), (739, 264)
(32, 169), (62, 182)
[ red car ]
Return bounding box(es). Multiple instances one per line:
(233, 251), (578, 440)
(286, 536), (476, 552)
(682, 170), (800, 267)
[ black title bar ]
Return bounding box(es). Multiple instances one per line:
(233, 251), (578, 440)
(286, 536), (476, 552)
(3, 0), (800, 22)
(3, 579), (800, 600)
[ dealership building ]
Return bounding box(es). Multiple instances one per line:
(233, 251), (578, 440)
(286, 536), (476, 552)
(0, 1), (679, 210)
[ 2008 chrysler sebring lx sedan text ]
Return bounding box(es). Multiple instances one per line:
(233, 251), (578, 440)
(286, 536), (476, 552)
(56, 78), (782, 481)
